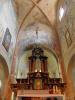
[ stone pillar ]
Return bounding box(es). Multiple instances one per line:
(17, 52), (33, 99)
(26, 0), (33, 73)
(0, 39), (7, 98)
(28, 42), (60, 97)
(3, 77), (12, 100)
(65, 73), (74, 100)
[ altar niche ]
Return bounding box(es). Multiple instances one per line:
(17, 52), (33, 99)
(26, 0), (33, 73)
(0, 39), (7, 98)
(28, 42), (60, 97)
(11, 46), (66, 99)
(29, 47), (48, 73)
(28, 47), (48, 90)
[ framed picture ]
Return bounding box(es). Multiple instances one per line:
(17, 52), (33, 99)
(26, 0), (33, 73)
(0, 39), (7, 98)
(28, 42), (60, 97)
(2, 28), (11, 52)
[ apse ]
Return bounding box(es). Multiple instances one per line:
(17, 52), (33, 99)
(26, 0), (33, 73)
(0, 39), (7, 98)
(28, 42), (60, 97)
(17, 48), (60, 79)
(15, 22), (60, 79)
(16, 22), (59, 58)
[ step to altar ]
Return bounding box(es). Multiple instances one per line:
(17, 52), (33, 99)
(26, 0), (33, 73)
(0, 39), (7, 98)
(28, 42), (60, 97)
(17, 90), (64, 97)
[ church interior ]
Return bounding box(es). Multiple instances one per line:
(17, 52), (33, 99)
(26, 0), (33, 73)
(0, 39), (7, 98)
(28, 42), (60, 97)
(0, 0), (75, 100)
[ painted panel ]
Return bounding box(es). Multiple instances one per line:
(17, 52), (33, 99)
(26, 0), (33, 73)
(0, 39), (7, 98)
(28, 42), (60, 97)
(2, 28), (11, 52)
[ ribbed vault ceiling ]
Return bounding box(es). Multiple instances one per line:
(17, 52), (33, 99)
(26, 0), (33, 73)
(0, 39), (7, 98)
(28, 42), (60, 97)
(13, 0), (58, 31)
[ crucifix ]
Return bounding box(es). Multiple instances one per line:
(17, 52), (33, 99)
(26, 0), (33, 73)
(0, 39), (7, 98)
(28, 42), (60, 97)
(34, 26), (39, 48)
(36, 26), (39, 40)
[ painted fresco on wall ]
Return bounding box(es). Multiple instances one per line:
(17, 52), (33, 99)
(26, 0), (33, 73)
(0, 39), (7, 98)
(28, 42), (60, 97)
(2, 28), (11, 52)
(65, 28), (72, 47)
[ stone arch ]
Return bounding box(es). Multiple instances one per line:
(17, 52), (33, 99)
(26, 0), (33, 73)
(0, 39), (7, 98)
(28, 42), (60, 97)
(0, 54), (9, 97)
(66, 54), (75, 99)
(67, 54), (75, 90)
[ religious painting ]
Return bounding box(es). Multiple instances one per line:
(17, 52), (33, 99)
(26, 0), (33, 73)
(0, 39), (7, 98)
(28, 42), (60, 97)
(2, 28), (11, 52)
(65, 28), (72, 47)
(34, 79), (42, 90)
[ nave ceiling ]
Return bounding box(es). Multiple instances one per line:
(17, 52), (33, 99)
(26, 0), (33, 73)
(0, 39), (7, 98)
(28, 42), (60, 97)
(13, 0), (58, 31)
(0, 0), (75, 76)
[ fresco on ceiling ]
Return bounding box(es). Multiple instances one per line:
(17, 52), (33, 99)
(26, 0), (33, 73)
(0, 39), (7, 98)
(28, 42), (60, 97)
(2, 28), (11, 52)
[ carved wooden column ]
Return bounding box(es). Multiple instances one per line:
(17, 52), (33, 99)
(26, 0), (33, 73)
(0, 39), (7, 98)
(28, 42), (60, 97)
(40, 58), (44, 72)
(32, 57), (36, 72)
(44, 57), (48, 73)
(29, 57), (36, 72)
(40, 56), (48, 73)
